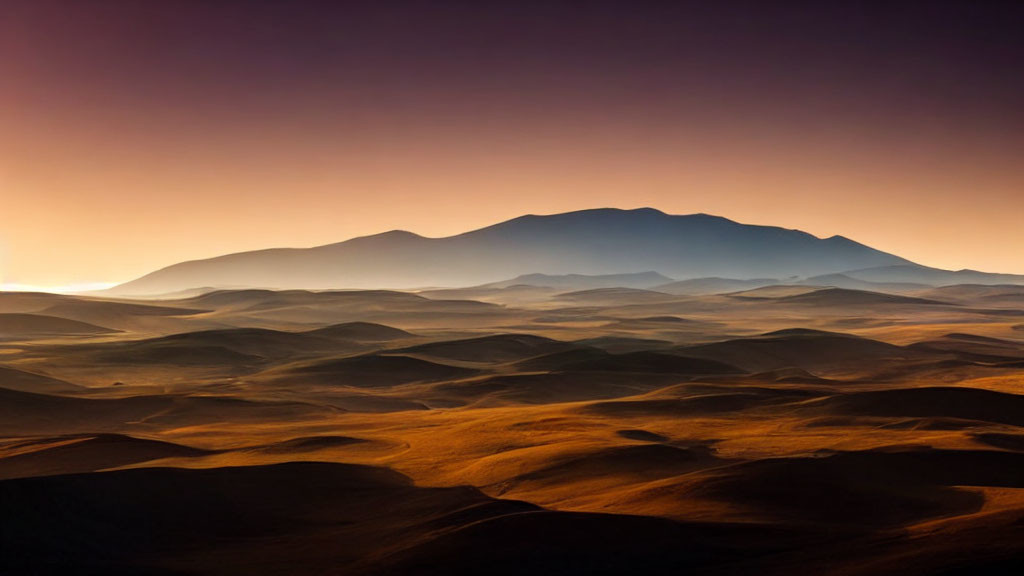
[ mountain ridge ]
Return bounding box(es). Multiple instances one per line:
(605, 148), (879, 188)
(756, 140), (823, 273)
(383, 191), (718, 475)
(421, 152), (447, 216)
(111, 208), (931, 295)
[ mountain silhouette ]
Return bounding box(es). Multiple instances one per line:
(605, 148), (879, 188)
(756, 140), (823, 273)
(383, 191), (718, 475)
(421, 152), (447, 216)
(113, 208), (916, 294)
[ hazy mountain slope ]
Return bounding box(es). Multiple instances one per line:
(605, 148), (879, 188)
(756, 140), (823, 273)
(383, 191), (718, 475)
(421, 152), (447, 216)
(798, 273), (931, 293)
(843, 265), (1024, 286)
(111, 208), (914, 294)
(655, 277), (778, 295)
(481, 271), (674, 290)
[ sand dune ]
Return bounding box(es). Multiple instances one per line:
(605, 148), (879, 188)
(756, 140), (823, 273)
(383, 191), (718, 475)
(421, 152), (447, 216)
(678, 328), (916, 372)
(0, 386), (331, 435)
(582, 387), (820, 418)
(0, 433), (211, 479)
(423, 372), (670, 406)
(166, 289), (503, 328)
(270, 353), (479, 387)
(971, 432), (1024, 451)
(104, 327), (345, 359)
(0, 292), (77, 313)
(0, 313), (117, 338)
(0, 462), (538, 575)
(1, 460), (865, 576)
(807, 386), (1024, 427)
(0, 366), (83, 394)
(482, 271), (674, 290)
(73, 339), (264, 366)
(0, 387), (173, 434)
(41, 299), (207, 326)
(747, 366), (835, 384)
(775, 287), (950, 307)
(727, 284), (822, 298)
(545, 350), (745, 375)
(616, 429), (671, 442)
(417, 284), (560, 305)
(684, 449), (996, 527)
(306, 321), (414, 341)
(655, 277), (778, 295)
(572, 335), (674, 353)
(908, 332), (1024, 361)
(375, 509), (821, 576)
(499, 444), (720, 493)
(554, 287), (677, 304)
(5, 283), (1024, 574)
(393, 333), (577, 363)
(180, 288), (496, 313)
(253, 435), (368, 453)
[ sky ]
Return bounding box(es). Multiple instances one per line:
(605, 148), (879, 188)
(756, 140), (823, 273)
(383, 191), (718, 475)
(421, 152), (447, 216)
(2, 0), (1023, 289)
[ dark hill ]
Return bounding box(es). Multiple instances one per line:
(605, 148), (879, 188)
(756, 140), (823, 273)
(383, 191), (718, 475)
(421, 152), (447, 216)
(394, 334), (576, 363)
(0, 313), (117, 338)
(306, 321), (414, 341)
(679, 329), (914, 372)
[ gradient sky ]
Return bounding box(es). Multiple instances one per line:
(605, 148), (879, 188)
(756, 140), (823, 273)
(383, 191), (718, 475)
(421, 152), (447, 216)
(2, 0), (1023, 289)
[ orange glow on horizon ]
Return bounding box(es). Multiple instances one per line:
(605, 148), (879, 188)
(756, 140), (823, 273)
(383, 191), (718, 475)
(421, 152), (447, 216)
(2, 1), (1022, 286)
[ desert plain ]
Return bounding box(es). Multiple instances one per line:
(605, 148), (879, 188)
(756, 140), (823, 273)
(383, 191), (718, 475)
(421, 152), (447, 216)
(3, 280), (1024, 574)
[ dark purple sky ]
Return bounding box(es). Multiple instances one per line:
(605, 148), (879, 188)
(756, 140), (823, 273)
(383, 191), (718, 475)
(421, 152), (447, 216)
(3, 0), (1024, 286)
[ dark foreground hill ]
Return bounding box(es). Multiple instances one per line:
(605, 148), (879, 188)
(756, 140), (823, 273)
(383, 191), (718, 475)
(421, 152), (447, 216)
(4, 461), (1023, 576)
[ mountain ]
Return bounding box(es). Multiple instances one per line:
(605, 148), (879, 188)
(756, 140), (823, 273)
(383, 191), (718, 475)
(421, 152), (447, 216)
(840, 265), (1024, 286)
(111, 208), (916, 295)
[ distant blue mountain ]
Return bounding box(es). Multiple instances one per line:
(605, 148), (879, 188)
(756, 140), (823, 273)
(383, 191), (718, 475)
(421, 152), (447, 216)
(113, 208), (919, 294)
